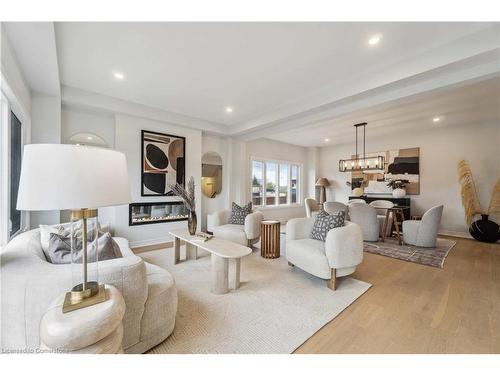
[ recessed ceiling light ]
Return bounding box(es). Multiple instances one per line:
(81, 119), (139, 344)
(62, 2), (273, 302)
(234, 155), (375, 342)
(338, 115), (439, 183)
(225, 107), (233, 113)
(113, 71), (125, 80)
(87, 136), (93, 140)
(368, 34), (382, 46)
(433, 117), (441, 123)
(324, 138), (330, 142)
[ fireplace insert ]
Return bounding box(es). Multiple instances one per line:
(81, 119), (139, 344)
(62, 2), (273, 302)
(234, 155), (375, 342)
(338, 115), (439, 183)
(129, 201), (188, 226)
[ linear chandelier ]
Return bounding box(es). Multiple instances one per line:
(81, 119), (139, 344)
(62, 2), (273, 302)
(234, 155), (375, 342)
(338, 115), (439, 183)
(338, 122), (384, 172)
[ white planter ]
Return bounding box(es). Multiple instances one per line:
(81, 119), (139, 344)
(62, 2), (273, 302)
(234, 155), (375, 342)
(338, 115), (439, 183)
(392, 188), (406, 198)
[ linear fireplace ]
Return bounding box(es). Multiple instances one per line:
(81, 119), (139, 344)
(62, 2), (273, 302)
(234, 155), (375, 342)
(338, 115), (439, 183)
(129, 201), (188, 226)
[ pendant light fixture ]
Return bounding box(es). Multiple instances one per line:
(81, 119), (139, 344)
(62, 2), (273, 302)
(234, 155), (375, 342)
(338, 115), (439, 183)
(338, 122), (384, 172)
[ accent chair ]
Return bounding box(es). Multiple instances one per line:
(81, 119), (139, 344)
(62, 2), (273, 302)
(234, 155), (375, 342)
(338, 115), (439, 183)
(211, 209), (264, 247)
(323, 201), (348, 217)
(286, 218), (363, 290)
(403, 205), (444, 247)
(369, 200), (394, 236)
(347, 202), (380, 241)
(304, 197), (321, 217)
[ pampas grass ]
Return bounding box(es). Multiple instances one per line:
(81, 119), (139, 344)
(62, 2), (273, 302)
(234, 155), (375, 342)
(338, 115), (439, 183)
(169, 176), (196, 211)
(457, 160), (482, 226)
(488, 178), (500, 215)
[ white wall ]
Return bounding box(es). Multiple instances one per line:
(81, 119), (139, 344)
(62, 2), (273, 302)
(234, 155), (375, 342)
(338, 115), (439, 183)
(29, 94), (61, 228)
(244, 138), (310, 222)
(318, 121), (500, 235)
(112, 114), (202, 247)
(61, 107), (115, 147)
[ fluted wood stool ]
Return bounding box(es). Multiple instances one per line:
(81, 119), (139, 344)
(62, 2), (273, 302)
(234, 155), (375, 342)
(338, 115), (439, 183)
(260, 220), (281, 259)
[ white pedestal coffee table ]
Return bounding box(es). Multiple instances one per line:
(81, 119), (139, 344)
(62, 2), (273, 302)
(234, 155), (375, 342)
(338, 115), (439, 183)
(169, 229), (252, 294)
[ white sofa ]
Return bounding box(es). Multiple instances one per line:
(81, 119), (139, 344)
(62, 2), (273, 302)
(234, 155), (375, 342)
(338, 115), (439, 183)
(211, 209), (264, 246)
(0, 229), (177, 354)
(403, 205), (444, 247)
(286, 218), (363, 290)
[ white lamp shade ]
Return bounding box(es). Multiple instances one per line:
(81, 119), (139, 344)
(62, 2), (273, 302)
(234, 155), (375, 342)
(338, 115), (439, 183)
(17, 144), (132, 211)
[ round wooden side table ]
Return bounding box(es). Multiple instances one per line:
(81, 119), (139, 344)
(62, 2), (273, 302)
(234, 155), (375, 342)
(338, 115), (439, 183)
(260, 220), (281, 259)
(40, 284), (125, 354)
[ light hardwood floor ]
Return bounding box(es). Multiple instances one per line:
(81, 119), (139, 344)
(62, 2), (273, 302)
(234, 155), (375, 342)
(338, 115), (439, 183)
(295, 236), (500, 354)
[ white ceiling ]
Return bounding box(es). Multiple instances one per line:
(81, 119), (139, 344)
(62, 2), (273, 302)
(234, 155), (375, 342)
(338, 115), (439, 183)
(54, 22), (495, 127)
(266, 76), (500, 147)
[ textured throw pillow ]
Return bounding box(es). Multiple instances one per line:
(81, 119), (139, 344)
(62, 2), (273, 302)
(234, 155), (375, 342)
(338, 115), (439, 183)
(228, 202), (252, 225)
(39, 222), (74, 253)
(46, 231), (122, 264)
(310, 210), (345, 242)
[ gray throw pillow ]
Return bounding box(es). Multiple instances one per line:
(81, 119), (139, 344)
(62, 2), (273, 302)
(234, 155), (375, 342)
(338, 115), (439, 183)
(228, 202), (252, 225)
(47, 231), (122, 264)
(310, 210), (345, 242)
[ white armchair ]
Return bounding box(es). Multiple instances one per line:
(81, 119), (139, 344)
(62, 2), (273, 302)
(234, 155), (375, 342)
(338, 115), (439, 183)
(0, 229), (177, 354)
(348, 202), (380, 241)
(304, 197), (320, 217)
(369, 200), (394, 237)
(286, 218), (363, 290)
(403, 205), (444, 247)
(324, 201), (348, 216)
(211, 209), (264, 246)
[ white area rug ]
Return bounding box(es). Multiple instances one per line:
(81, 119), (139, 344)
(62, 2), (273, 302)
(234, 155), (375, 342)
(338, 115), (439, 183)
(140, 244), (371, 354)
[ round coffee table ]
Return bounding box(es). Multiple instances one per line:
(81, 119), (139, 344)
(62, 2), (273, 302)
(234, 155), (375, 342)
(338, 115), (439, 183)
(260, 220), (281, 259)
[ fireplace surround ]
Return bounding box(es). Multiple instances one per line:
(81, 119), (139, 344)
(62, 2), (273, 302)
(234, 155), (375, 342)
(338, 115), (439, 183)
(129, 201), (188, 226)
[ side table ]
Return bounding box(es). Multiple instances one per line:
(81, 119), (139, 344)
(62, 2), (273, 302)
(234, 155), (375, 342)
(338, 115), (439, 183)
(40, 284), (125, 354)
(260, 220), (281, 259)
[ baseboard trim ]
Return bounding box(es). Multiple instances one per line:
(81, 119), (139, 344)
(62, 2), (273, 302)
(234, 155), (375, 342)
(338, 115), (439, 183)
(438, 230), (473, 239)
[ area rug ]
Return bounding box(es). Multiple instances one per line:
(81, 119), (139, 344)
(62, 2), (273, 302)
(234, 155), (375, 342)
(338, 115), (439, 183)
(139, 246), (371, 354)
(363, 237), (456, 268)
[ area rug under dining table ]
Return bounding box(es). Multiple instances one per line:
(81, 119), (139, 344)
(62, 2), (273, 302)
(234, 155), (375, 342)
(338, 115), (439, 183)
(363, 237), (456, 268)
(139, 245), (371, 354)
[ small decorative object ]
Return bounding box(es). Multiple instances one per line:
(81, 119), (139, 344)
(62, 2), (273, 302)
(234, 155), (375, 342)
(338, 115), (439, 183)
(315, 177), (330, 204)
(16, 144), (131, 313)
(458, 160), (500, 243)
(169, 176), (197, 235)
(352, 187), (364, 197)
(142, 130), (186, 196)
(387, 179), (408, 198)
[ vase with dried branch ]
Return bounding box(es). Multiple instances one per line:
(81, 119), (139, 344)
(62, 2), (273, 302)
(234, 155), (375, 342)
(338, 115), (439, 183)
(169, 176), (197, 235)
(457, 160), (499, 243)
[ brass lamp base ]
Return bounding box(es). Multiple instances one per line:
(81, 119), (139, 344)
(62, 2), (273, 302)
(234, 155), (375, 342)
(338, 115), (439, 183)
(63, 283), (107, 313)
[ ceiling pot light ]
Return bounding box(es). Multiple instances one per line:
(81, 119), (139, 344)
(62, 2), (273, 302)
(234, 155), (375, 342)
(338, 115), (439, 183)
(113, 72), (125, 80)
(225, 107), (233, 113)
(368, 34), (382, 46)
(433, 117), (441, 123)
(324, 138), (329, 142)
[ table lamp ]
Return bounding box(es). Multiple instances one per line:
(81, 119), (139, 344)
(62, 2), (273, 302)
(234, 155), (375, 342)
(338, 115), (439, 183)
(315, 177), (330, 205)
(16, 144), (131, 312)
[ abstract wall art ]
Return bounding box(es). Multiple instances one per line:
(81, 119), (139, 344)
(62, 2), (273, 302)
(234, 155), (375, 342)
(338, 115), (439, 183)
(141, 130), (186, 196)
(351, 147), (420, 195)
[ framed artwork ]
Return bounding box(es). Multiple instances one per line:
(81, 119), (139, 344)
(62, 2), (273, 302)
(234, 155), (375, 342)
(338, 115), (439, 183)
(351, 147), (420, 195)
(141, 130), (186, 196)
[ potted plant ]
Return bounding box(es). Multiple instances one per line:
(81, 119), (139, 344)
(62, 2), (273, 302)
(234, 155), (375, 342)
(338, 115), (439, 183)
(169, 176), (197, 235)
(387, 179), (409, 198)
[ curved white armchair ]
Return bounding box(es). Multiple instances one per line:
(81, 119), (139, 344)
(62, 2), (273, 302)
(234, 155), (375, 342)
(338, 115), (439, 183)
(211, 209), (264, 246)
(305, 198), (320, 217)
(348, 199), (366, 205)
(0, 229), (177, 353)
(286, 218), (363, 290)
(324, 201), (348, 217)
(403, 205), (444, 247)
(370, 200), (394, 237)
(348, 203), (380, 241)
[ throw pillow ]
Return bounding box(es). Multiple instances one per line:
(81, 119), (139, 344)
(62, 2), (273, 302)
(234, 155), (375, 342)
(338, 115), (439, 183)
(39, 222), (73, 253)
(228, 202), (252, 225)
(310, 210), (345, 242)
(46, 231), (122, 264)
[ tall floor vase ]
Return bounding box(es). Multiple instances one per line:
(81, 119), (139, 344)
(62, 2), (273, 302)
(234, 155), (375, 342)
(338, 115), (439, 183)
(188, 211), (197, 235)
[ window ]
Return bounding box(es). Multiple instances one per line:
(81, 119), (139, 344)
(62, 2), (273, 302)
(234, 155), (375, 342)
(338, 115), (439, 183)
(1, 91), (25, 245)
(10, 112), (22, 237)
(251, 158), (301, 207)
